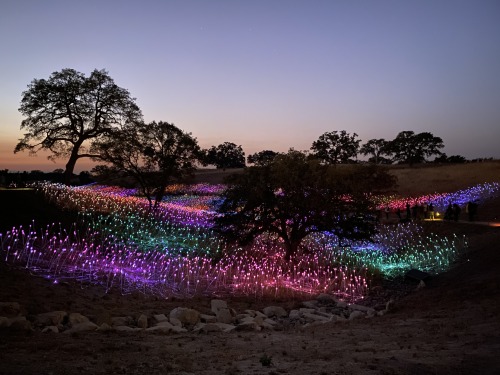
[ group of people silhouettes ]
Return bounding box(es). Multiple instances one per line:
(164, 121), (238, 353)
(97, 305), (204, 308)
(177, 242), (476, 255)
(387, 200), (479, 222)
(444, 203), (462, 221)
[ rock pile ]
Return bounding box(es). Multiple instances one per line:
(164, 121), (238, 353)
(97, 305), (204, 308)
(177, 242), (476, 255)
(0, 295), (394, 335)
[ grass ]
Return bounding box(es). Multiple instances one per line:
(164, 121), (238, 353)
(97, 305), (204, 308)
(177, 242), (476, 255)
(388, 161), (500, 196)
(190, 162), (500, 196)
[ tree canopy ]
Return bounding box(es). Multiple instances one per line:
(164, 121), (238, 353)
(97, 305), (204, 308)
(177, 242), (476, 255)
(360, 138), (391, 164)
(310, 130), (360, 164)
(386, 131), (444, 165)
(15, 68), (142, 184)
(247, 150), (280, 166)
(433, 153), (467, 164)
(203, 142), (245, 169)
(94, 121), (201, 209)
(213, 150), (396, 260)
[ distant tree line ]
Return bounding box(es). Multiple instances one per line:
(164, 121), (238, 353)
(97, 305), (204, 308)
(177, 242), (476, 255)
(0, 169), (93, 187)
(248, 130), (469, 167)
(14, 68), (490, 198)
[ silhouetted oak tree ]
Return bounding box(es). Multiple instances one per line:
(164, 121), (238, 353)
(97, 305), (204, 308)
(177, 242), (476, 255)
(95, 121), (200, 210)
(247, 150), (280, 166)
(360, 138), (392, 164)
(386, 131), (444, 165)
(203, 142), (245, 169)
(310, 130), (361, 164)
(15, 69), (142, 184)
(214, 150), (396, 260)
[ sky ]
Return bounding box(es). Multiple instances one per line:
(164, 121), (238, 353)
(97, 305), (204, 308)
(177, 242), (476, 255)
(1, 0), (500, 172)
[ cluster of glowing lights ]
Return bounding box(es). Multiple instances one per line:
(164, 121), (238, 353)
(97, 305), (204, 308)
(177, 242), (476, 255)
(1, 181), (497, 300)
(376, 182), (500, 212)
(0, 223), (367, 300)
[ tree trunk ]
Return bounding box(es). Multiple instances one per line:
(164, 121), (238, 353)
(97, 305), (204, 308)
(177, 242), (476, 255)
(64, 154), (79, 185)
(64, 141), (84, 185)
(153, 185), (166, 211)
(284, 241), (299, 262)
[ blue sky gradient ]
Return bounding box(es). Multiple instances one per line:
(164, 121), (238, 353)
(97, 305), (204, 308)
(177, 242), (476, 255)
(1, 0), (499, 171)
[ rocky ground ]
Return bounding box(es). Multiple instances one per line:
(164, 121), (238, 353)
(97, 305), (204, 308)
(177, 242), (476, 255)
(0, 190), (499, 374)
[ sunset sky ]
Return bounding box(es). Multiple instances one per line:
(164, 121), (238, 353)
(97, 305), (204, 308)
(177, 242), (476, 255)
(1, 0), (499, 172)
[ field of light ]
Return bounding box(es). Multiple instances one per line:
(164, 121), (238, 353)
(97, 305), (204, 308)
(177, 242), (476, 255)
(1, 181), (498, 301)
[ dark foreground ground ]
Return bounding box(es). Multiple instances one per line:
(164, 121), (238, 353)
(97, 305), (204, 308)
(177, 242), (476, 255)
(0, 189), (499, 374)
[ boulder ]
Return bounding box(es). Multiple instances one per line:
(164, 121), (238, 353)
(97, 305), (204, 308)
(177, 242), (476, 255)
(42, 326), (59, 333)
(211, 299), (228, 313)
(385, 299), (395, 312)
(238, 316), (255, 324)
(97, 323), (113, 332)
(299, 308), (316, 314)
(302, 312), (331, 323)
(169, 307), (200, 326)
(169, 317), (182, 327)
(170, 326), (188, 333)
(216, 322), (237, 333)
(262, 306), (287, 318)
(35, 311), (67, 326)
(63, 321), (98, 334)
(235, 313), (250, 320)
(255, 311), (267, 319)
(264, 318), (278, 327)
(69, 313), (90, 326)
(336, 301), (348, 308)
(253, 315), (264, 326)
(349, 304), (376, 318)
(192, 322), (205, 332)
(236, 321), (260, 331)
(137, 314), (148, 329)
(200, 314), (217, 323)
(0, 302), (22, 317)
(200, 323), (223, 333)
(301, 300), (319, 309)
(215, 308), (233, 324)
(289, 310), (301, 320)
(312, 310), (333, 318)
(261, 322), (276, 330)
(349, 304), (375, 315)
(95, 311), (112, 326)
(153, 314), (168, 323)
(155, 321), (174, 329)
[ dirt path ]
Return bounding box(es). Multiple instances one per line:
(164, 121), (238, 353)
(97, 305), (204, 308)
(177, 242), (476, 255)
(1, 189), (499, 374)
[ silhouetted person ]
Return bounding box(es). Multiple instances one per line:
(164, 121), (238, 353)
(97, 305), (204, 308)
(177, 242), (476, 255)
(444, 204), (453, 220)
(466, 201), (478, 221)
(428, 203), (435, 220)
(411, 205), (418, 220)
(405, 203), (411, 219)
